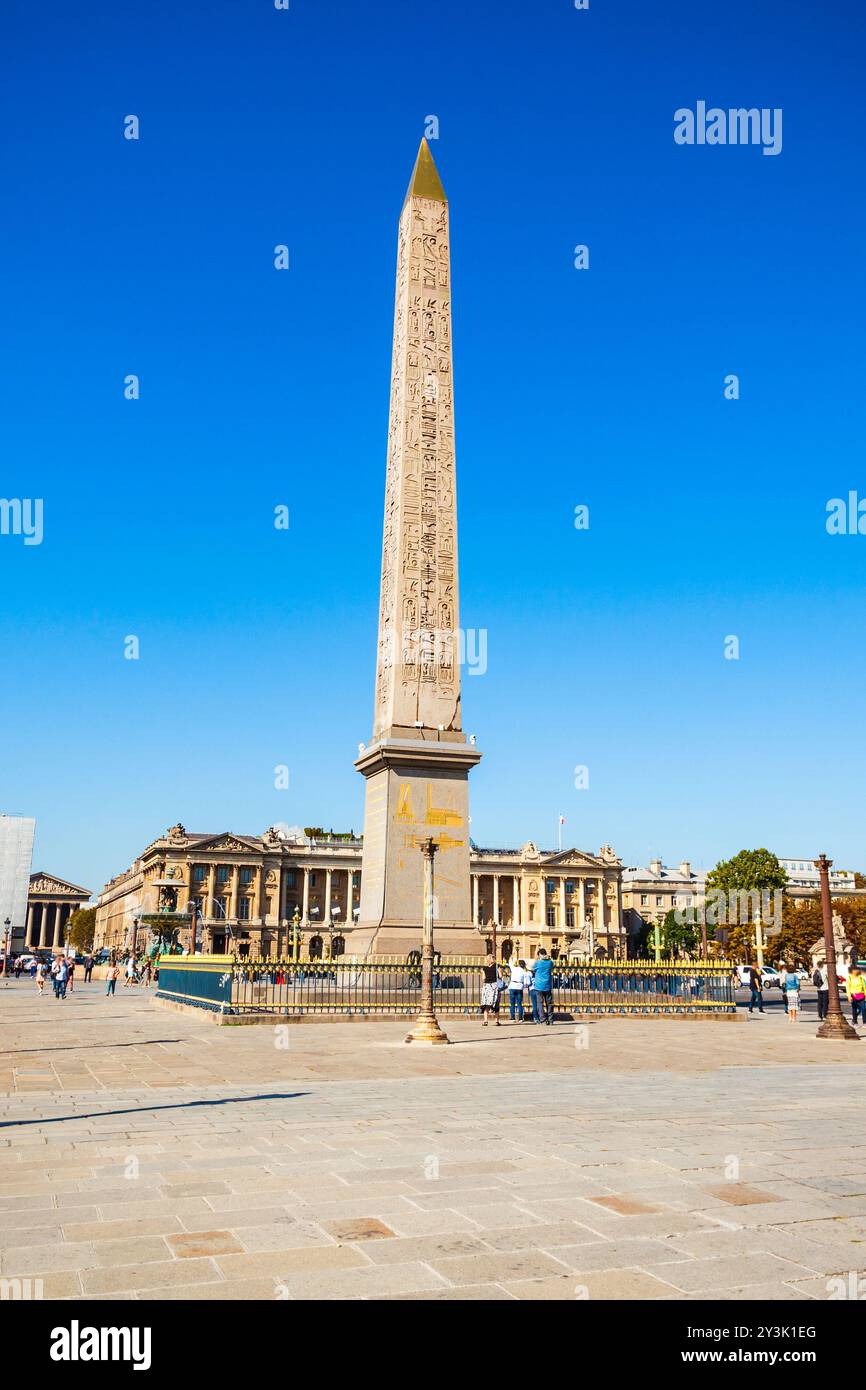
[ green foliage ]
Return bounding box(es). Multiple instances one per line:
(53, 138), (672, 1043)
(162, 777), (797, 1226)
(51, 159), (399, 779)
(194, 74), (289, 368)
(706, 848), (788, 900)
(67, 907), (96, 951)
(660, 908), (698, 958)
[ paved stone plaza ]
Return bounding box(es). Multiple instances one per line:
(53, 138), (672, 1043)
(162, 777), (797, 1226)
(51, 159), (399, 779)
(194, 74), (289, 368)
(0, 980), (864, 1301)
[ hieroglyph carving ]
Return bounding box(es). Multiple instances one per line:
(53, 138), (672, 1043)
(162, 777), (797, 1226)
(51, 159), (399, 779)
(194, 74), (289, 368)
(374, 188), (460, 737)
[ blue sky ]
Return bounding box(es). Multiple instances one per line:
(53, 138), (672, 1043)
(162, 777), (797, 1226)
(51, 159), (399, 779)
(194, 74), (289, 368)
(2, 0), (865, 894)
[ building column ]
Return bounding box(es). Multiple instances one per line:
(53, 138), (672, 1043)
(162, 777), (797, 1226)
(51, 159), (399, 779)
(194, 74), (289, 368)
(597, 877), (606, 933)
(346, 869), (354, 926)
(324, 869), (333, 932)
(579, 878), (586, 937)
(302, 868), (310, 926)
(559, 878), (567, 930)
(25, 903), (35, 948)
(472, 874), (479, 926)
(615, 877), (623, 949)
(53, 904), (65, 948)
(513, 876), (520, 927)
(229, 868), (239, 923)
(206, 865), (215, 922)
(254, 866), (264, 924)
(492, 875), (499, 924)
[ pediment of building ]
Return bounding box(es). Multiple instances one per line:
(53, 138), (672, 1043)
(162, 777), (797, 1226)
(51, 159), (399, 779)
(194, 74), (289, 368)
(29, 872), (90, 898)
(181, 833), (261, 855)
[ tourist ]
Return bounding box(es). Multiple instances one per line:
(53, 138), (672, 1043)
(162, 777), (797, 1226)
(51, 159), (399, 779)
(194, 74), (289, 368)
(480, 953), (500, 1026)
(526, 958), (539, 1022)
(55, 956), (68, 1000)
(814, 960), (829, 1021)
(508, 958), (527, 1021)
(105, 962), (119, 997)
(782, 965), (800, 1022)
(533, 948), (554, 1026)
(83, 954), (94, 983)
(124, 957), (138, 989)
(142, 959), (152, 987)
(748, 963), (764, 1014)
(846, 963), (866, 1026)
(66, 958), (75, 993)
(35, 960), (46, 995)
(50, 957), (61, 997)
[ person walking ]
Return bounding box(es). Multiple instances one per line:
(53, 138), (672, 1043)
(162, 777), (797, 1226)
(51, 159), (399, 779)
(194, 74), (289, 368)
(846, 963), (866, 1026)
(105, 962), (119, 997)
(50, 957), (61, 998)
(748, 963), (764, 1014)
(814, 960), (830, 1021)
(142, 959), (152, 987)
(66, 958), (75, 994)
(55, 956), (68, 1000)
(83, 954), (94, 983)
(124, 957), (138, 989)
(533, 948), (554, 1026)
(35, 960), (46, 995)
(508, 959), (527, 1022)
(480, 953), (501, 1026)
(782, 965), (800, 1022)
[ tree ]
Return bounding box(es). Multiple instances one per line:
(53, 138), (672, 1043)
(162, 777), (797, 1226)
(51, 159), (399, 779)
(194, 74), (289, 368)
(705, 849), (788, 961)
(661, 908), (697, 958)
(67, 907), (96, 952)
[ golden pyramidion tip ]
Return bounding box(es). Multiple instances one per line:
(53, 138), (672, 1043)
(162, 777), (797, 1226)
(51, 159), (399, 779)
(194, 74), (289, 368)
(403, 137), (446, 207)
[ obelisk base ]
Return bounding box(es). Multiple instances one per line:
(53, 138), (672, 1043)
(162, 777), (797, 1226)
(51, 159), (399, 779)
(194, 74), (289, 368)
(352, 736), (483, 960)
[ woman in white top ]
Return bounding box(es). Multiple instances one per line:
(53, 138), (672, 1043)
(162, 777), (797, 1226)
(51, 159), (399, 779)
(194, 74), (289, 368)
(508, 959), (528, 1022)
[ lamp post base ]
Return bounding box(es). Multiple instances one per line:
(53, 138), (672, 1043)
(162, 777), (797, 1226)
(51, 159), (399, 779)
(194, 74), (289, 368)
(405, 1014), (451, 1045)
(817, 1015), (860, 1041)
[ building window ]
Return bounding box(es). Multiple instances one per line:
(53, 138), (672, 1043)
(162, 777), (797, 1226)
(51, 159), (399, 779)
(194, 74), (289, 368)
(546, 907), (556, 928)
(238, 898), (251, 921)
(656, 896), (663, 906)
(194, 865), (206, 883)
(352, 873), (360, 887)
(286, 871), (296, 887)
(240, 867), (253, 885)
(566, 880), (575, 894)
(640, 894), (648, 905)
(566, 907), (575, 928)
(217, 866), (229, 884)
(310, 873), (317, 887)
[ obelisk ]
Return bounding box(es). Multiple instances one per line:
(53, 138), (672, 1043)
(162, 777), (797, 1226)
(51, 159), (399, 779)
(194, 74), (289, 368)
(352, 140), (482, 957)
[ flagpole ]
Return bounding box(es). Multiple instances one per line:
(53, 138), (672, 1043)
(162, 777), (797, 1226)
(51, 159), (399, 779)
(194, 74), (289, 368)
(558, 816), (562, 853)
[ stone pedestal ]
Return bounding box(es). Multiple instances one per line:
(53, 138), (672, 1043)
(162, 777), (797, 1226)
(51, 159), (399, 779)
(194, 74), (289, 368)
(352, 736), (482, 957)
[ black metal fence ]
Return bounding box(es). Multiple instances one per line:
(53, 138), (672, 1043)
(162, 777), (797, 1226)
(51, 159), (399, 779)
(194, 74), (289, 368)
(157, 956), (736, 1017)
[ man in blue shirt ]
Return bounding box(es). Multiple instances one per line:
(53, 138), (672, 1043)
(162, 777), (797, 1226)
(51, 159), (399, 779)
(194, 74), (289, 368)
(533, 950), (554, 1026)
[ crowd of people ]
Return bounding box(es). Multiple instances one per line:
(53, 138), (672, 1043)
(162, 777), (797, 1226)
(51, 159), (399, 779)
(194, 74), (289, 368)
(21, 951), (158, 999)
(480, 949), (556, 1026)
(744, 958), (866, 1025)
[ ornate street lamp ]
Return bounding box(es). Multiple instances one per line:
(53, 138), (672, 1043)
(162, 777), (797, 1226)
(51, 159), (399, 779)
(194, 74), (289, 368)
(2, 917), (10, 983)
(405, 837), (449, 1045)
(815, 854), (859, 1041)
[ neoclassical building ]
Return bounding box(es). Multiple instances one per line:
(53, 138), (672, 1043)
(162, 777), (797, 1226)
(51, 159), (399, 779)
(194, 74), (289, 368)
(24, 872), (91, 950)
(94, 824), (625, 961)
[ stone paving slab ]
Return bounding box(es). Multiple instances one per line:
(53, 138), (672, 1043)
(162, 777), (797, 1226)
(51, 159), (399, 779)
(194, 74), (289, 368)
(1, 980), (864, 1301)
